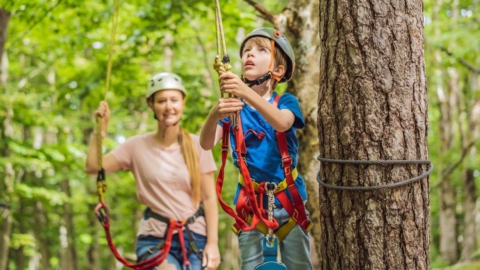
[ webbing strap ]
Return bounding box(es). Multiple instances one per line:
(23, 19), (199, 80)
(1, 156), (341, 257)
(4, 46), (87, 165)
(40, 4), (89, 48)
(273, 94), (311, 231)
(238, 168), (299, 192)
(216, 121), (278, 231)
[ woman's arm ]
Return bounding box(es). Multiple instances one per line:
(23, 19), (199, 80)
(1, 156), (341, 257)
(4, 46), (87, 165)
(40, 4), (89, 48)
(200, 171), (221, 269)
(84, 138), (121, 174)
(84, 101), (121, 175)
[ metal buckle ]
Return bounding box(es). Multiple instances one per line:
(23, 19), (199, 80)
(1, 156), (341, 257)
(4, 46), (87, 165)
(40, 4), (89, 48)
(281, 156), (292, 167)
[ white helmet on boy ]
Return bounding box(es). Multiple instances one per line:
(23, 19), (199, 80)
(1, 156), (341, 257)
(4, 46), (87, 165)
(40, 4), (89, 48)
(146, 72), (186, 98)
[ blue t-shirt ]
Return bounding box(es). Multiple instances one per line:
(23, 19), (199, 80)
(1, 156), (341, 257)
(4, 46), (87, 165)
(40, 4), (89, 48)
(219, 92), (307, 207)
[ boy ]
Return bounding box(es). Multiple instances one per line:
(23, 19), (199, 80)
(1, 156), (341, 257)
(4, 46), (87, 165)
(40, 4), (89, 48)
(200, 28), (313, 269)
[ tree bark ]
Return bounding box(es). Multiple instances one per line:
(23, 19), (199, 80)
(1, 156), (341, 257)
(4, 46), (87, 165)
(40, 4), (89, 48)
(280, 0), (321, 265)
(318, 1), (430, 269)
(247, 0), (322, 263)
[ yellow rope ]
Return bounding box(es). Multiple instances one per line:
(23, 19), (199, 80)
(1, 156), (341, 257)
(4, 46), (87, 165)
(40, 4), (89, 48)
(96, 0), (120, 205)
(213, 0), (232, 100)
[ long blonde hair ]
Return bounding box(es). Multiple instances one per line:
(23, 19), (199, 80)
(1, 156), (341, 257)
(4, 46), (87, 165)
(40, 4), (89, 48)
(178, 127), (201, 206)
(147, 94), (202, 206)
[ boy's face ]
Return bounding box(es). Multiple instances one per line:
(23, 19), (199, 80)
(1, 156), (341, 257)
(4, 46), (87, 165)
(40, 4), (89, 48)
(241, 40), (273, 81)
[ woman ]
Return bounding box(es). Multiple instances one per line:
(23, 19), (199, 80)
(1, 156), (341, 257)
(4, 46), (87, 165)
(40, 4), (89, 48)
(85, 72), (221, 270)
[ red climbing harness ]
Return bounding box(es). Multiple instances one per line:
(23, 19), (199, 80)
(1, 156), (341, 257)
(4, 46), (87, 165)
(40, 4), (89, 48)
(95, 199), (202, 269)
(216, 94), (313, 239)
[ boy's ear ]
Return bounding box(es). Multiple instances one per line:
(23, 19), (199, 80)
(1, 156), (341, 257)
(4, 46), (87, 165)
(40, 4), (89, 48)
(272, 65), (286, 78)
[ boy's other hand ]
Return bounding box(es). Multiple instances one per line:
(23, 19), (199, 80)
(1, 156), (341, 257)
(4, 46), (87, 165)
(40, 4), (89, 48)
(210, 98), (244, 121)
(219, 72), (252, 99)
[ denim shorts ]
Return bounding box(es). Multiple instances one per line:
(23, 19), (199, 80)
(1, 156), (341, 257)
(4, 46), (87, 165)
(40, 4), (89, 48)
(136, 231), (206, 270)
(237, 205), (313, 270)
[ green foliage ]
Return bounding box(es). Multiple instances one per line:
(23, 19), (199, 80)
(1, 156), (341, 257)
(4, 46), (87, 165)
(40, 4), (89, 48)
(1, 0), (271, 268)
(2, 0), (479, 268)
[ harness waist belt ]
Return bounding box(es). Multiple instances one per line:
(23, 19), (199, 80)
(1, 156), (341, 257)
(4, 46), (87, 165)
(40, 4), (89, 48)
(238, 168), (299, 193)
(144, 207), (204, 225)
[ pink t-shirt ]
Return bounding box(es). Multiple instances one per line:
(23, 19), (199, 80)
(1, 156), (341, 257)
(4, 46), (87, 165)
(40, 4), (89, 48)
(110, 132), (217, 237)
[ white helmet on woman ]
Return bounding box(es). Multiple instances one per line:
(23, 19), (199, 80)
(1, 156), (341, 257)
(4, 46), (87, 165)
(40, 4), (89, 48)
(146, 72), (186, 98)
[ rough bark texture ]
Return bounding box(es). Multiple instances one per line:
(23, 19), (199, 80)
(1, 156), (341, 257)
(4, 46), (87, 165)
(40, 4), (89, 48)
(318, 1), (430, 269)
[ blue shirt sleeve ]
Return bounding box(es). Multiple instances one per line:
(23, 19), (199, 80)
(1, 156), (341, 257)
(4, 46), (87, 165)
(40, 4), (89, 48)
(278, 93), (305, 129)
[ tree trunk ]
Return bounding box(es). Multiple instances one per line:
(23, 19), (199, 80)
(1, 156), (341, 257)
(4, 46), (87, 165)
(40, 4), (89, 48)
(259, 0), (322, 263)
(32, 201), (51, 270)
(86, 202), (101, 270)
(460, 168), (477, 261)
(0, 8), (12, 270)
(60, 179), (79, 270)
(318, 1), (430, 269)
(439, 177), (457, 263)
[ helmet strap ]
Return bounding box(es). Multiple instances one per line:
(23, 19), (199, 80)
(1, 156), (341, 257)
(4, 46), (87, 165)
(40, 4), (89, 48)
(242, 40), (281, 87)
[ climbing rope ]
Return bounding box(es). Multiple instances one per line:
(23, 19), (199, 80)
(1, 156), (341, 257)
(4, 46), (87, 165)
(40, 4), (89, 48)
(212, 0), (237, 129)
(95, 0), (120, 208)
(213, 0), (232, 95)
(265, 183), (277, 245)
(316, 157), (433, 191)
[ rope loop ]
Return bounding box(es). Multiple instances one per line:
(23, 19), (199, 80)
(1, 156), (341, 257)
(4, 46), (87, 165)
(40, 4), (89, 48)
(316, 156), (433, 191)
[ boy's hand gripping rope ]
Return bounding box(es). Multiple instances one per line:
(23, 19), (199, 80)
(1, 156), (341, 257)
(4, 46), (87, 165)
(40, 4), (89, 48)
(213, 0), (238, 128)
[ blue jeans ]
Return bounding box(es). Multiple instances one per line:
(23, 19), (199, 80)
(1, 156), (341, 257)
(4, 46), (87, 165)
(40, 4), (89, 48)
(238, 205), (313, 270)
(136, 231), (206, 270)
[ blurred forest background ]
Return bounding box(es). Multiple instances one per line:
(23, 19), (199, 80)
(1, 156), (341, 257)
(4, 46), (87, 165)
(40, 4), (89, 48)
(0, 0), (479, 269)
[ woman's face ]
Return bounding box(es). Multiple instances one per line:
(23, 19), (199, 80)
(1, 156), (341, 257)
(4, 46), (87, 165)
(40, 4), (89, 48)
(149, 90), (185, 126)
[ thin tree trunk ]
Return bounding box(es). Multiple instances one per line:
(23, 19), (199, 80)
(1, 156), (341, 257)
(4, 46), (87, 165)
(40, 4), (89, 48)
(439, 177), (457, 263)
(460, 168), (477, 261)
(32, 201), (51, 270)
(0, 8), (12, 270)
(86, 201), (101, 270)
(318, 1), (430, 269)
(14, 201), (27, 270)
(60, 179), (79, 270)
(252, 0), (323, 262)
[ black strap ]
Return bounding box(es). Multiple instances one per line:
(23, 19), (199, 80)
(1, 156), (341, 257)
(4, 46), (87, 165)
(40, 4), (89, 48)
(144, 207), (204, 225)
(243, 72), (272, 87)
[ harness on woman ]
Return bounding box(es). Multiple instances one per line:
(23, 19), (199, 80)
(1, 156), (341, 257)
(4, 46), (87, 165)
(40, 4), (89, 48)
(136, 207), (204, 264)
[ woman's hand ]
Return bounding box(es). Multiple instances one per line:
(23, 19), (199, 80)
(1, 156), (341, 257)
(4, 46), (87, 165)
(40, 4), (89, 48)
(202, 242), (221, 269)
(95, 101), (110, 133)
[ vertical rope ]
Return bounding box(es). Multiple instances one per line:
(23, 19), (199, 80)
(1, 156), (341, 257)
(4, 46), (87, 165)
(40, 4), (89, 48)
(96, 0), (120, 204)
(213, 0), (236, 124)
